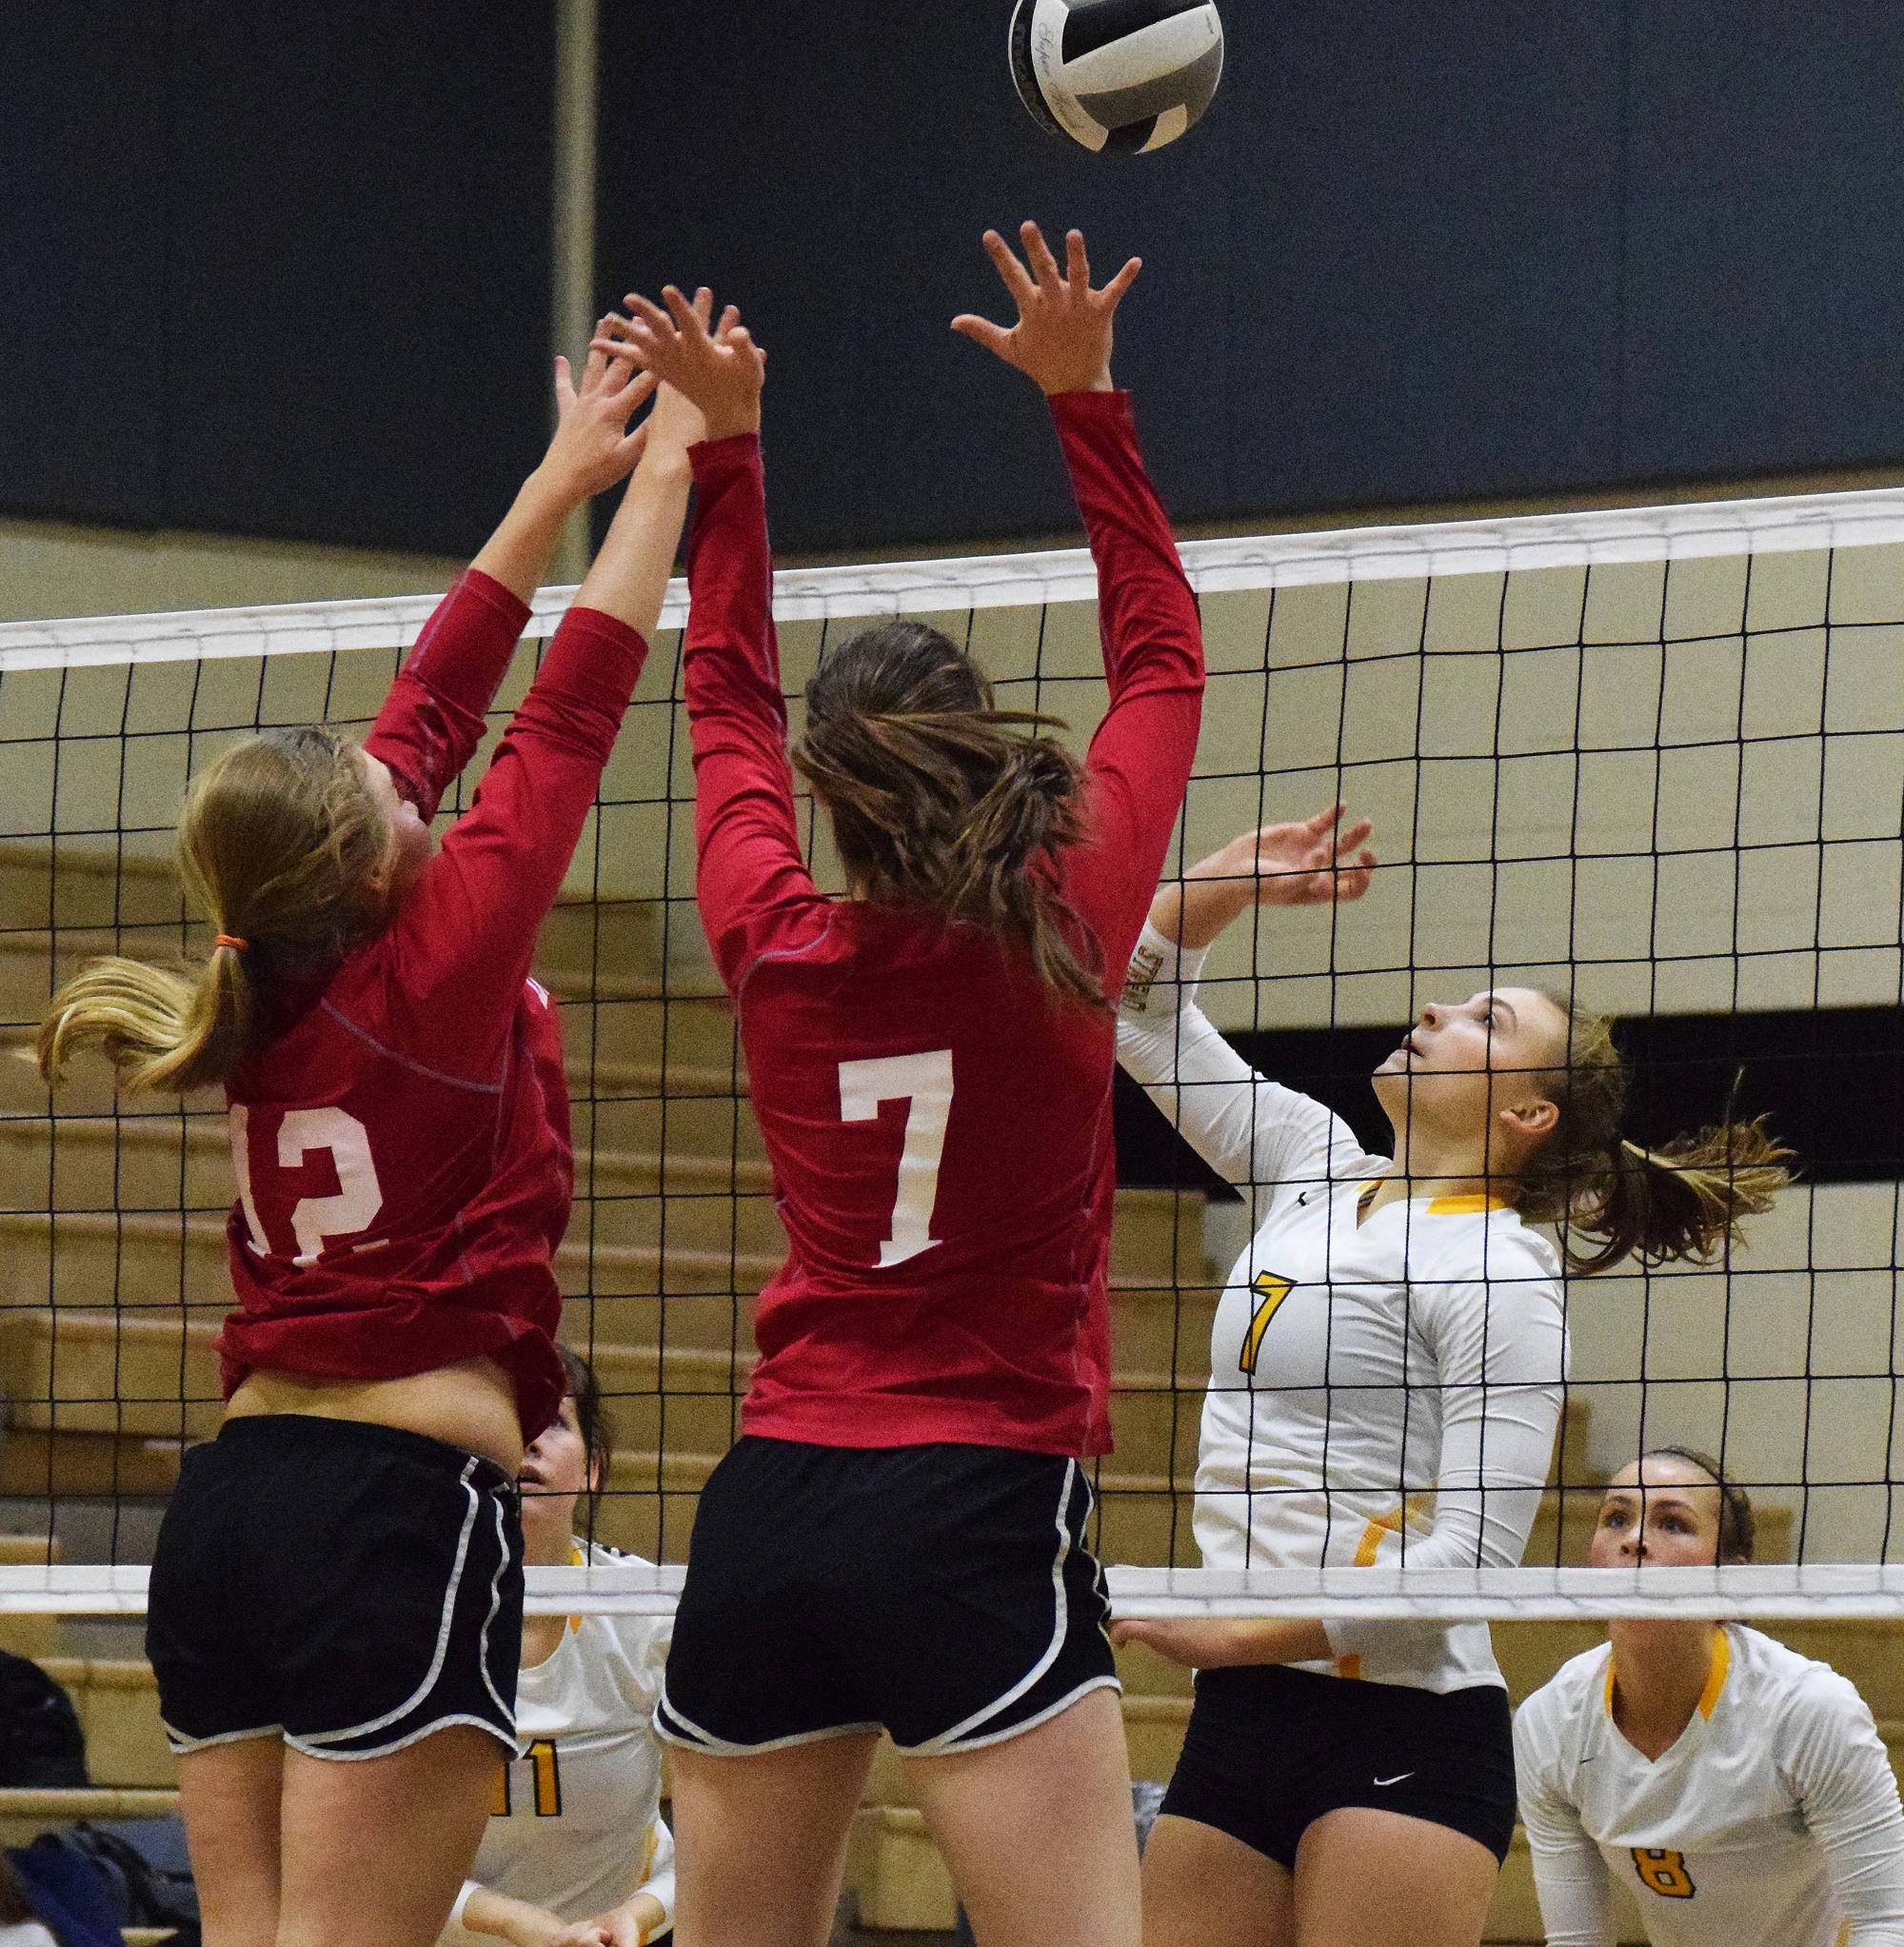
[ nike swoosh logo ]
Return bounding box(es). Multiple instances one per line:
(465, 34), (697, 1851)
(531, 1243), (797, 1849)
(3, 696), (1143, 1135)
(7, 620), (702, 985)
(1373, 1773), (1414, 1787)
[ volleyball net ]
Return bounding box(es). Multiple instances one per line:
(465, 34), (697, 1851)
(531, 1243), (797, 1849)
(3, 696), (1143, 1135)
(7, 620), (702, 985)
(3, 483), (1903, 1619)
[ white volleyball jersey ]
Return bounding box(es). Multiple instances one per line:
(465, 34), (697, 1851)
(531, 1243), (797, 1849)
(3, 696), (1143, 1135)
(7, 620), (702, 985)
(1118, 924), (1566, 1693)
(443, 1542), (674, 1945)
(1515, 1625), (1904, 1947)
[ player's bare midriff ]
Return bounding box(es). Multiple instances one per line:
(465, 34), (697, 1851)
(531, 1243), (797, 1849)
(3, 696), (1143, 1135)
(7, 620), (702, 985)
(224, 1356), (526, 1474)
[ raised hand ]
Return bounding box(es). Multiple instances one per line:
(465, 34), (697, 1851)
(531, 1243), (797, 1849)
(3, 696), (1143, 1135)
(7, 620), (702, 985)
(1200, 805), (1378, 910)
(594, 286), (764, 441)
(1151, 805), (1378, 951)
(541, 327), (659, 501)
(951, 222), (1141, 395)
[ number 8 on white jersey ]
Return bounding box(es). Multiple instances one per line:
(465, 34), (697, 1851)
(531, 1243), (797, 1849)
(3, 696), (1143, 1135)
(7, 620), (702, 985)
(838, 1050), (954, 1268)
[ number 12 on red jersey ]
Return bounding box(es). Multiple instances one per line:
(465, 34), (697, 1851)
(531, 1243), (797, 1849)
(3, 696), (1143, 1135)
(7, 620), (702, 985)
(838, 1050), (954, 1268)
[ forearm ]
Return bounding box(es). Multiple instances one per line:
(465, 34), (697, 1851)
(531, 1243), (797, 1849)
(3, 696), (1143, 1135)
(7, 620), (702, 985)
(1149, 868), (1258, 952)
(612, 1891), (669, 1943)
(457, 1884), (564, 1946)
(1220, 1619), (1332, 1664)
(471, 466), (588, 605)
(367, 570), (531, 816)
(1115, 1616), (1332, 1669)
(1525, 1850), (1616, 1947)
(574, 447), (693, 638)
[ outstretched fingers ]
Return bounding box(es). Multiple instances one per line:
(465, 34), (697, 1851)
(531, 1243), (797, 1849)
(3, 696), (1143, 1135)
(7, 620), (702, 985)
(948, 312), (1015, 356)
(980, 227), (1039, 308)
(1099, 252), (1143, 310)
(1065, 228), (1091, 296)
(1021, 218), (1064, 291)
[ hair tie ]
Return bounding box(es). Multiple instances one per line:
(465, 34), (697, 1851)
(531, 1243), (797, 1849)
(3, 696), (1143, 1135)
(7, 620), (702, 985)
(213, 934), (248, 952)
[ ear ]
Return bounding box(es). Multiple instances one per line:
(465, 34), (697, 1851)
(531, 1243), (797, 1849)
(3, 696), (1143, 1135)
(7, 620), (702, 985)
(587, 1448), (605, 1496)
(1499, 1095), (1559, 1142)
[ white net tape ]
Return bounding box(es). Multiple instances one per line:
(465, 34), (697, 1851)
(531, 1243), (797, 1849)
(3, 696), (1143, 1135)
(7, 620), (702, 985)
(5, 1562), (1904, 1620)
(8, 482), (1904, 672)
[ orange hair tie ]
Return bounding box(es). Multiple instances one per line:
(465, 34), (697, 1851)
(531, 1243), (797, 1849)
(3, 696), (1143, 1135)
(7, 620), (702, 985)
(213, 934), (248, 951)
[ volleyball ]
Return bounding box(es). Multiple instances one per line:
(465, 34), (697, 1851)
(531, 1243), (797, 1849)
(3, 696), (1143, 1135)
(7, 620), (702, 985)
(1010, 0), (1224, 155)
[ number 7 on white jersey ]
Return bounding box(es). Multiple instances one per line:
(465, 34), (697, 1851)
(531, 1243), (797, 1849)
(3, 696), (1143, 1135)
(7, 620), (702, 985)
(838, 1050), (954, 1268)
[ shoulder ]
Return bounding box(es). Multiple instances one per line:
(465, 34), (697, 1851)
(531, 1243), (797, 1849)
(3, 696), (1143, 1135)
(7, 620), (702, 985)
(1744, 1628), (1879, 1741)
(1515, 1644), (1609, 1782)
(1416, 1203), (1562, 1296)
(575, 1542), (672, 1666)
(1519, 1641), (1611, 1730)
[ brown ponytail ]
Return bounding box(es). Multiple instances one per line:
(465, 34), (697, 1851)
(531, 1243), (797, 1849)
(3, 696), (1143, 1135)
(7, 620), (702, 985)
(1518, 1003), (1792, 1275)
(38, 726), (393, 1096)
(792, 620), (1105, 1007)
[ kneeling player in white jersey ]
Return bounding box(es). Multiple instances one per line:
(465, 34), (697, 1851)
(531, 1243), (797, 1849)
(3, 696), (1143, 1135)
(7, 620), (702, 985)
(446, 1349), (674, 1947)
(1112, 811), (1789, 1947)
(1516, 1448), (1904, 1947)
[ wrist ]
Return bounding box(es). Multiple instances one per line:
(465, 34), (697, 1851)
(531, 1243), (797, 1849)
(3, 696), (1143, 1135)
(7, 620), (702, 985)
(699, 409), (760, 442)
(520, 462), (588, 521)
(1174, 875), (1251, 951)
(634, 444), (694, 486)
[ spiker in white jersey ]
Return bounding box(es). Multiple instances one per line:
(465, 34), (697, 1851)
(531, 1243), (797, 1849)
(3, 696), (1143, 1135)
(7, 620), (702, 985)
(1010, 0), (1224, 154)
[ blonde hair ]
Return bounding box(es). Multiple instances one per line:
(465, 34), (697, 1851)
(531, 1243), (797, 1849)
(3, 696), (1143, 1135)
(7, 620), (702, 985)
(38, 728), (392, 1096)
(1518, 1002), (1792, 1274)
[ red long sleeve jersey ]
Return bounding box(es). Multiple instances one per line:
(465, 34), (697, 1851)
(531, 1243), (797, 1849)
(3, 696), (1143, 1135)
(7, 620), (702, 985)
(685, 392), (1204, 1458)
(216, 570), (649, 1443)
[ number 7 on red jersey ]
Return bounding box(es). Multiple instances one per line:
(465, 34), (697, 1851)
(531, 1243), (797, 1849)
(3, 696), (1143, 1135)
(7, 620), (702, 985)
(838, 1050), (954, 1267)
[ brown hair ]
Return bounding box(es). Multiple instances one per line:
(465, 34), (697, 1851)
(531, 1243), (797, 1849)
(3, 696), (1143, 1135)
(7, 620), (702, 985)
(1641, 1444), (1756, 1563)
(37, 727), (393, 1096)
(555, 1340), (615, 1532)
(1517, 1002), (1792, 1275)
(791, 621), (1104, 1008)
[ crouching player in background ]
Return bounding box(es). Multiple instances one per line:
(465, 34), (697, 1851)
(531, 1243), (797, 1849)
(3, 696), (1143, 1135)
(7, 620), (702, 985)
(1516, 1448), (1904, 1946)
(446, 1347), (674, 1947)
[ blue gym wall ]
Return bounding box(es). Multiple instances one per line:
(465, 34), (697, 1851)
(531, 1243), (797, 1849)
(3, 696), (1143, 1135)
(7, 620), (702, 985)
(4, 3), (1902, 557)
(0, 2), (554, 556)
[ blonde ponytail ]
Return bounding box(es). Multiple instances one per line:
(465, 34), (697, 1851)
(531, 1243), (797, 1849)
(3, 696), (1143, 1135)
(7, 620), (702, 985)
(38, 727), (391, 1096)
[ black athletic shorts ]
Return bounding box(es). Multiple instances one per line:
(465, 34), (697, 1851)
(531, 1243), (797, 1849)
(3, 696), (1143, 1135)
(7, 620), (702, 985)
(1160, 1661), (1517, 1866)
(657, 1436), (1119, 1756)
(149, 1414), (523, 1760)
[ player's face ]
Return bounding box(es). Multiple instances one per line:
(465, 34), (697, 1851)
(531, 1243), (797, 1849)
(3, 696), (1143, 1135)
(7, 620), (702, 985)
(1370, 985), (1568, 1156)
(354, 746), (434, 903)
(518, 1394), (592, 1527)
(1589, 1455), (1727, 1567)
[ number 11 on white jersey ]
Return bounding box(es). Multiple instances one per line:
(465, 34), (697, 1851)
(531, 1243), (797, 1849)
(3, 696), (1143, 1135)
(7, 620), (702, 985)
(838, 1049), (954, 1268)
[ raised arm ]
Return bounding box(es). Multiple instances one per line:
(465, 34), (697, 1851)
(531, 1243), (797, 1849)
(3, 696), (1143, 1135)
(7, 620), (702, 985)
(600, 285), (818, 990)
(953, 222), (1204, 976)
(1116, 811), (1380, 1222)
(386, 372), (696, 1044)
(367, 341), (657, 817)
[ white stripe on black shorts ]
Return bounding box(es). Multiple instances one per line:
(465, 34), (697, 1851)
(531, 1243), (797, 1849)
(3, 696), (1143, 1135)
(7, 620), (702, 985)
(148, 1414), (523, 1760)
(657, 1436), (1120, 1757)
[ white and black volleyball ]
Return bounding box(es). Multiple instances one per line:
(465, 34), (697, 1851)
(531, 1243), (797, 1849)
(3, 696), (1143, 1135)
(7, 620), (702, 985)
(1010, 0), (1224, 155)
